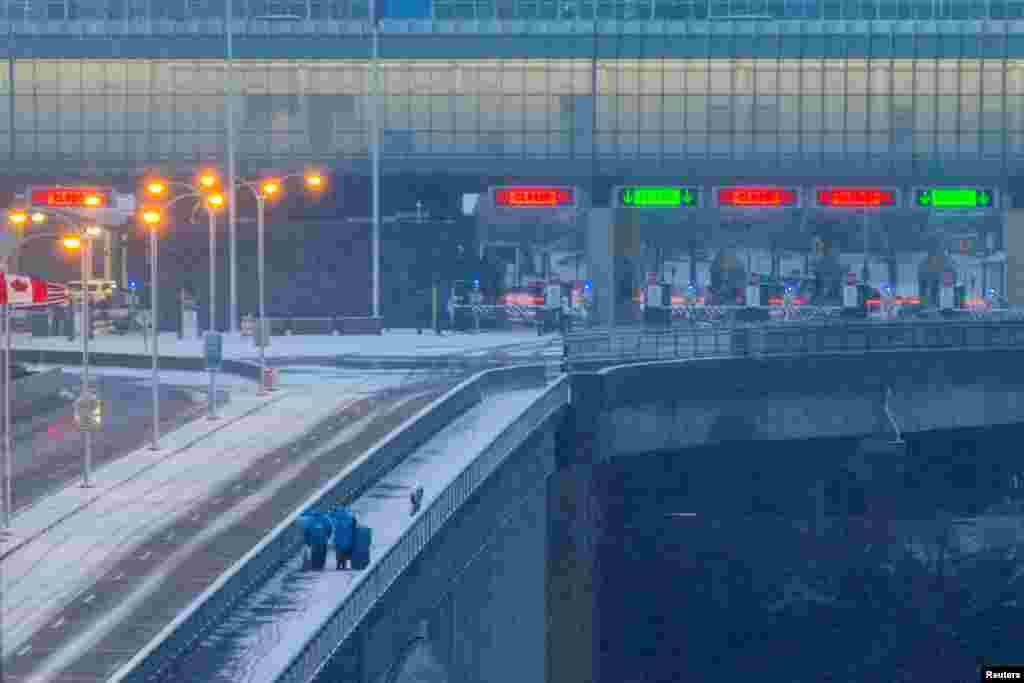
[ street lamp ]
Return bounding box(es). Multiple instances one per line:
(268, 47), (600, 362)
(141, 177), (204, 450)
(0, 216), (78, 525)
(60, 229), (97, 488)
(5, 204), (102, 502)
(141, 205), (164, 451)
(205, 191), (226, 334)
(234, 170), (323, 394)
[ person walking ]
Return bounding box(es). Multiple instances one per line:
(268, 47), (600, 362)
(329, 505), (357, 570)
(298, 506), (333, 570)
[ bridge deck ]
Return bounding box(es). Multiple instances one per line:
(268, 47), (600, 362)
(159, 386), (547, 683)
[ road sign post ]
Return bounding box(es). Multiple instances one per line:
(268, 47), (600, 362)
(204, 331), (222, 419)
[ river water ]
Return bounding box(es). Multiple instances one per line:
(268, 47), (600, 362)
(602, 423), (1024, 682)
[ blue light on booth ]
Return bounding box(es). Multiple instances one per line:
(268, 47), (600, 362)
(129, 280), (137, 289)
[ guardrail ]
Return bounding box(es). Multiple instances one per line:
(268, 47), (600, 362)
(110, 363), (551, 683)
(277, 371), (568, 683)
(563, 319), (1024, 371)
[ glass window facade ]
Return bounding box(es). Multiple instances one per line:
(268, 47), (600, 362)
(6, 0), (1024, 21)
(2, 53), (1022, 172)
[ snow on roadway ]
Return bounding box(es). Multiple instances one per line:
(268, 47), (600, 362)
(167, 387), (547, 683)
(11, 328), (551, 360)
(1, 373), (416, 664)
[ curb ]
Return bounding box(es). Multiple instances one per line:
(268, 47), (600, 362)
(0, 391), (291, 563)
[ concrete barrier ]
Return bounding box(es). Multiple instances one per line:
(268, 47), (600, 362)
(110, 363), (549, 683)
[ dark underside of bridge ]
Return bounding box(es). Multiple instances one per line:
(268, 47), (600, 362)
(598, 423), (1024, 683)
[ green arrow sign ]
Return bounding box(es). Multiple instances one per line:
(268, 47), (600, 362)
(616, 186), (698, 208)
(915, 187), (997, 209)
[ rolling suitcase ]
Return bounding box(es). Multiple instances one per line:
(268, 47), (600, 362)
(351, 524), (372, 570)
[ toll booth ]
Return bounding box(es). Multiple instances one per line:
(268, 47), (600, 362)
(643, 281), (672, 327)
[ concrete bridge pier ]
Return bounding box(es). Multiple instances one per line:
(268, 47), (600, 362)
(547, 373), (614, 683)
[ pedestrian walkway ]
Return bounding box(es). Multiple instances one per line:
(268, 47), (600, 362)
(147, 386), (548, 683)
(0, 373), (410, 662)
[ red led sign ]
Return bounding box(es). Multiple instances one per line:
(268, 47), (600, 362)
(494, 186), (574, 208)
(30, 187), (108, 208)
(817, 187), (896, 208)
(717, 187), (798, 207)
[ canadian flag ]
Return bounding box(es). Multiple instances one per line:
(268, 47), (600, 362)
(0, 273), (49, 306)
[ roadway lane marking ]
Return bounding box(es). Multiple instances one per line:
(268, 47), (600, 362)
(140, 551), (152, 561)
(234, 484), (243, 491)
(52, 617), (66, 629)
(83, 594), (96, 604)
(17, 646), (31, 657)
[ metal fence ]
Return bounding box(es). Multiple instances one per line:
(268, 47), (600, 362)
(278, 374), (569, 683)
(563, 319), (1024, 371)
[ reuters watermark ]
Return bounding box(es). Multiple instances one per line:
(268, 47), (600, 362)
(983, 666), (1024, 681)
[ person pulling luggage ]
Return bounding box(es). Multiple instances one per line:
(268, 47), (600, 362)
(328, 505), (358, 570)
(297, 506), (333, 571)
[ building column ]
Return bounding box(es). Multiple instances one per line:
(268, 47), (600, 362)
(1006, 209), (1024, 306)
(548, 373), (611, 683)
(586, 208), (614, 326)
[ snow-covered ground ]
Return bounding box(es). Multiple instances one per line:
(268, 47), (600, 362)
(160, 387), (547, 683)
(0, 372), (419, 666)
(11, 329), (553, 360)
(28, 363), (437, 390)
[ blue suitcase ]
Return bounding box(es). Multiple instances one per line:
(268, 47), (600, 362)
(351, 524), (372, 570)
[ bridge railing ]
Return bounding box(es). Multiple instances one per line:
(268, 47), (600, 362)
(276, 374), (569, 683)
(563, 320), (1024, 371)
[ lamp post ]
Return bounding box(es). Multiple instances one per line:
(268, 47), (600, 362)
(207, 194), (224, 333)
(7, 203), (103, 503)
(141, 178), (201, 452)
(234, 171), (322, 394)
(61, 228), (101, 488)
(370, 0), (381, 323)
(226, 0), (239, 335)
